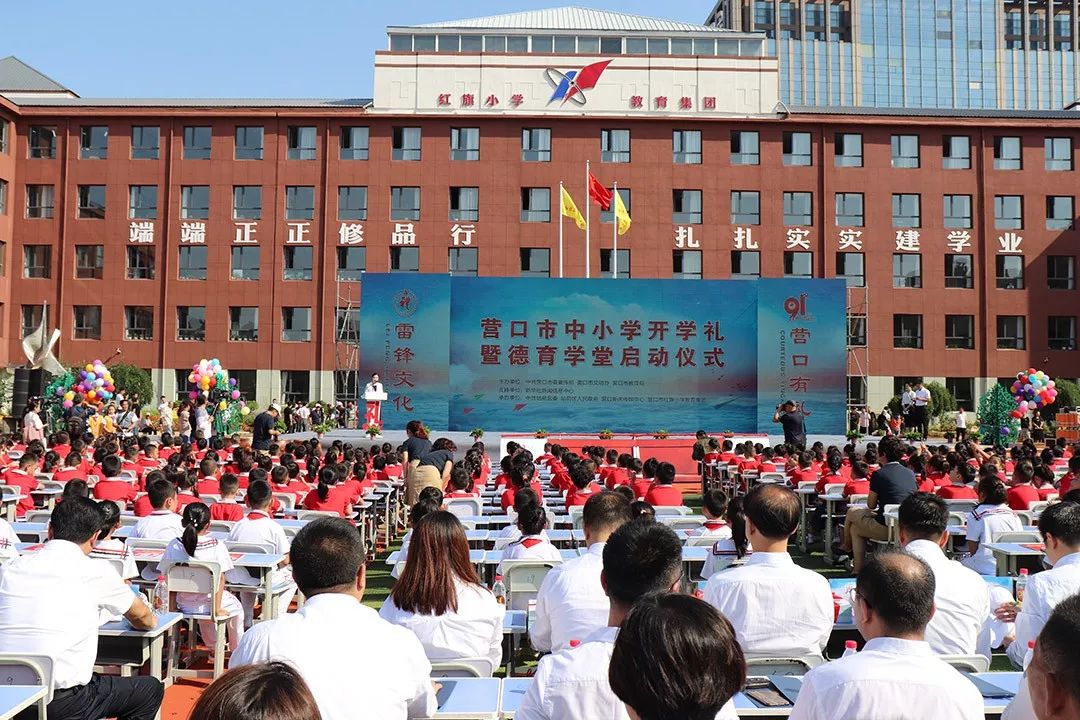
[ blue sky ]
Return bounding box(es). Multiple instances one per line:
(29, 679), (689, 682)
(6, 0), (712, 99)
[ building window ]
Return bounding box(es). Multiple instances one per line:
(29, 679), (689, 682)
(893, 314), (923, 349)
(890, 134), (919, 168)
(673, 130), (702, 164)
(835, 192), (864, 226)
(449, 247), (479, 276)
(180, 185), (209, 220)
(672, 250), (702, 279)
(23, 245), (50, 279)
(784, 252), (813, 278)
(282, 371), (310, 404)
(943, 195), (972, 228)
(994, 136), (1022, 170)
(731, 190), (760, 225)
(28, 126), (57, 159)
(230, 246), (260, 280)
(783, 131), (812, 166)
(730, 250), (760, 279)
(124, 306), (154, 341)
(672, 190), (702, 224)
(445, 186), (480, 222)
(600, 188), (630, 224)
(80, 125), (108, 159)
(834, 132), (863, 167)
(946, 378), (974, 409)
(126, 246), (155, 280)
(283, 246), (313, 281)
(1045, 137), (1073, 171)
(836, 252), (865, 287)
(0, 119), (7, 154)
(74, 245), (104, 280)
(997, 315), (1025, 349)
(730, 130), (759, 165)
(282, 307), (312, 342)
(520, 248), (551, 277)
(993, 195), (1023, 230)
(77, 185), (106, 219)
(847, 314), (867, 346)
(233, 186), (262, 219)
(783, 191), (812, 226)
(183, 126), (212, 160)
(942, 135), (971, 169)
(285, 186), (315, 220)
(1049, 316), (1077, 350)
(521, 128), (551, 162)
(392, 127), (421, 160)
(599, 249), (630, 278)
(0, 180), (5, 215)
(337, 246), (366, 281)
(73, 306), (101, 340)
(848, 377), (868, 406)
(230, 370), (257, 400)
(390, 247), (420, 272)
(601, 129), (631, 163)
(1046, 196), (1074, 230)
(892, 254), (922, 288)
(996, 255), (1024, 289)
(892, 194), (921, 228)
(229, 307), (259, 341)
(945, 314), (975, 349)
(129, 185), (157, 219)
(945, 254), (974, 289)
(340, 126), (369, 160)
(335, 307), (360, 342)
(21, 306), (42, 337)
(520, 188), (551, 222)
(1048, 255), (1076, 290)
(338, 186), (368, 221)
(333, 371), (358, 403)
(177, 306), (206, 341)
(178, 246), (208, 280)
(450, 127), (480, 161)
(235, 126), (264, 160)
(287, 126), (317, 160)
(25, 185), (54, 219)
(131, 126), (159, 159)
(390, 186), (421, 221)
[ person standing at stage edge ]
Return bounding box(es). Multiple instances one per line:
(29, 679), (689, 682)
(252, 404), (281, 452)
(403, 420), (433, 504)
(773, 400), (807, 449)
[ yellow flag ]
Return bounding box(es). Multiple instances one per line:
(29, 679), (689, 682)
(560, 186), (586, 231)
(614, 190), (631, 236)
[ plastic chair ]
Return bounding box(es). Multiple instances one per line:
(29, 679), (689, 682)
(991, 531), (1042, 544)
(944, 500), (978, 515)
(939, 654), (990, 673)
(119, 514), (140, 528)
(501, 560), (560, 611)
(166, 560), (228, 680)
(0, 653), (53, 716)
(297, 510), (341, 521)
(744, 654), (823, 676)
(445, 497), (483, 518)
(24, 510), (52, 524)
(686, 534), (723, 547)
(660, 516), (705, 531)
(823, 483), (846, 496)
(653, 506), (691, 516)
(200, 494), (222, 505)
(429, 657), (496, 678)
(1029, 501), (1050, 518)
(273, 493), (296, 513)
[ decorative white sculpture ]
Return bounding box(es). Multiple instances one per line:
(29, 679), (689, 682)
(21, 302), (65, 376)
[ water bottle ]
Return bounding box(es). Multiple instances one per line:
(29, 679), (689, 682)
(152, 575), (169, 614)
(492, 575), (506, 605)
(1023, 640), (1035, 671)
(1015, 568), (1029, 605)
(842, 640), (858, 658)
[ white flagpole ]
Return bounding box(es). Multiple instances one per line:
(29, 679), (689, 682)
(585, 160), (591, 279)
(612, 181), (618, 279)
(558, 182), (565, 278)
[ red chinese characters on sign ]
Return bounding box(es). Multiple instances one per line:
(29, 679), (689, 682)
(679, 96), (692, 110)
(510, 94), (524, 107)
(654, 96), (668, 109)
(485, 94), (499, 107)
(396, 323), (414, 340)
(461, 93), (476, 107)
(703, 97), (717, 110)
(629, 95), (643, 109)
(437, 93), (451, 106)
(481, 318), (502, 339)
(481, 345), (501, 365)
(393, 370), (416, 388)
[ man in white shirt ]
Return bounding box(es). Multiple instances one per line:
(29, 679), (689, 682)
(900, 384), (914, 424)
(226, 479), (296, 627)
(911, 380), (932, 439)
(898, 492), (991, 657)
(790, 550), (984, 720)
(530, 491), (632, 653)
(704, 483), (832, 659)
(231, 517), (436, 720)
(0, 497), (162, 720)
(1025, 593), (1080, 720)
(997, 501), (1080, 667)
(157, 396), (173, 434)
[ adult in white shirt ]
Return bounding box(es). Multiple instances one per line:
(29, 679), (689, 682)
(531, 491), (632, 653)
(898, 492), (991, 657)
(790, 550), (984, 720)
(226, 480), (296, 627)
(963, 476), (1024, 575)
(997, 501), (1080, 668)
(231, 517), (436, 720)
(955, 406), (968, 441)
(157, 395), (173, 433)
(1012, 593), (1080, 720)
(0, 497), (162, 720)
(911, 381), (932, 438)
(704, 484), (832, 659)
(517, 521), (738, 720)
(0, 516), (19, 561)
(380, 511), (504, 671)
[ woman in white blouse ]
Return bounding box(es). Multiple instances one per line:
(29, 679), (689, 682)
(22, 400), (45, 444)
(380, 511), (504, 673)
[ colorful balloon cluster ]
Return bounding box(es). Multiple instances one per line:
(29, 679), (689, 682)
(1010, 368), (1057, 419)
(187, 358), (241, 401)
(56, 360), (115, 409)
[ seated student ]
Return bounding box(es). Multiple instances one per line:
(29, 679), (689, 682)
(173, 472), (200, 513)
(2, 452), (41, 517)
(1007, 460), (1042, 511)
(694, 489), (734, 538)
(737, 443), (760, 474)
(188, 661), (320, 720)
(610, 594), (742, 720)
(631, 458), (657, 501)
(53, 451), (89, 483)
(1032, 463), (1059, 501)
(0, 515), (20, 562)
(814, 453), (846, 493)
(382, 452), (404, 480)
(281, 463), (312, 503)
(705, 484), (832, 658)
(303, 467), (353, 517)
(644, 461), (683, 507)
(445, 466), (479, 499)
(937, 461), (979, 500)
(491, 456), (514, 490)
(381, 511), (504, 670)
(492, 489), (546, 549)
(368, 454), (391, 482)
(158, 503), (245, 652)
(1059, 455), (1080, 496)
(701, 438), (722, 466)
(227, 480), (296, 628)
(500, 460), (540, 512)
(565, 464), (603, 510)
(604, 454), (634, 490)
(597, 449), (620, 486)
(90, 500), (139, 582)
(131, 478), (183, 539)
(790, 451), (819, 486)
(758, 447), (779, 473)
(500, 503), (561, 566)
(60, 479), (91, 502)
(702, 496), (752, 578)
(630, 500), (656, 521)
(962, 475), (1023, 575)
(92, 455), (138, 506)
(926, 455), (950, 488)
(196, 457), (221, 496)
(210, 474), (245, 522)
(842, 460), (872, 499)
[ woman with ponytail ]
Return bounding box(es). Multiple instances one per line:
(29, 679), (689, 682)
(701, 496), (753, 579)
(301, 466), (351, 516)
(90, 500), (138, 581)
(499, 498), (560, 568)
(157, 502), (245, 652)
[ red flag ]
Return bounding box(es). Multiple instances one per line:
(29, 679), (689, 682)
(588, 172), (612, 210)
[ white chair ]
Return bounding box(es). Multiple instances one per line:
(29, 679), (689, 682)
(663, 517), (709, 531)
(225, 541), (275, 554)
(823, 483), (846, 496)
(119, 514), (140, 528)
(273, 493), (296, 513)
(120, 470), (139, 482)
(686, 534), (723, 547)
(744, 654), (823, 676)
(944, 500), (978, 515)
(567, 506), (585, 524)
(1029, 501), (1050, 518)
(166, 560), (228, 680)
(209, 520), (235, 534)
(101, 556), (128, 578)
(444, 497), (483, 518)
(200, 494), (222, 505)
(501, 560), (560, 611)
(797, 480), (817, 491)
(24, 509), (52, 524)
(848, 494), (869, 506)
(0, 653), (53, 717)
(760, 472), (787, 484)
(991, 531), (1042, 544)
(429, 657), (496, 678)
(653, 506), (691, 516)
(939, 654), (990, 673)
(297, 510), (340, 521)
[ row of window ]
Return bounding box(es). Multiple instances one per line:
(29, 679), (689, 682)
(883, 314), (1078, 352)
(386, 32), (757, 57)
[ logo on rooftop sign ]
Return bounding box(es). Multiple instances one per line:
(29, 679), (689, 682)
(544, 60), (613, 106)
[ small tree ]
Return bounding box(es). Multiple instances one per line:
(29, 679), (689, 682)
(110, 364), (154, 411)
(925, 381), (956, 420)
(978, 384), (1019, 447)
(1041, 378), (1080, 419)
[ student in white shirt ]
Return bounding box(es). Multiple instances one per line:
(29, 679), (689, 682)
(231, 517), (437, 720)
(0, 496), (163, 720)
(963, 475), (1024, 575)
(492, 488), (549, 550)
(90, 500), (138, 581)
(500, 501), (561, 567)
(531, 490), (632, 653)
(701, 495), (753, 579)
(380, 510), (504, 671)
(704, 484), (832, 659)
(130, 478), (185, 581)
(0, 516), (19, 562)
(226, 479), (296, 627)
(789, 550), (984, 720)
(898, 492), (991, 657)
(695, 489), (735, 538)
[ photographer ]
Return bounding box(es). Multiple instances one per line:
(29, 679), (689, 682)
(772, 400), (806, 450)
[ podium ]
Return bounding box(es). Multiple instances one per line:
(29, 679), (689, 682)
(364, 388), (388, 430)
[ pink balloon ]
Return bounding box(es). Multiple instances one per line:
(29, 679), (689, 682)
(231, 390), (240, 400)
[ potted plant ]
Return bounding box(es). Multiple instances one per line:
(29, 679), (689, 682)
(534, 429), (549, 439)
(903, 430), (923, 441)
(653, 429), (670, 439)
(470, 427), (484, 440)
(598, 428), (614, 440)
(721, 430), (735, 437)
(364, 424), (382, 439)
(314, 421), (334, 439)
(846, 430), (863, 441)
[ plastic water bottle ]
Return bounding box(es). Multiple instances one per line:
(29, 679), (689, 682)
(1023, 640), (1035, 671)
(152, 575), (169, 614)
(1016, 568), (1029, 605)
(842, 640), (858, 658)
(492, 575), (506, 605)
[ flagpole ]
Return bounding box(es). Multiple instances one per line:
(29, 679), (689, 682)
(612, 181), (618, 279)
(585, 160), (591, 279)
(558, 182), (565, 278)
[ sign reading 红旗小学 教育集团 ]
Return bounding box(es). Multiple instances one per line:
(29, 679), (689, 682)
(359, 275), (846, 434)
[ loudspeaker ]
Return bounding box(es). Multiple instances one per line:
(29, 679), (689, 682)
(12, 367), (45, 418)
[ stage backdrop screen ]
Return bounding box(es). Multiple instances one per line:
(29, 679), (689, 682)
(360, 274), (846, 435)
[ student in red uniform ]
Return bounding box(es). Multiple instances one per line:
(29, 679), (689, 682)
(500, 460), (535, 512)
(565, 464), (603, 510)
(445, 465), (480, 499)
(535, 443), (555, 467)
(210, 474), (245, 521)
(137, 440), (164, 473)
(645, 461), (683, 507)
(937, 461), (979, 500)
(174, 472), (201, 513)
(718, 440), (737, 465)
(598, 449), (620, 486)
(757, 448), (778, 473)
(1006, 460), (1041, 510)
(92, 455), (138, 506)
(633, 458), (658, 501)
(789, 452), (818, 487)
(53, 451), (89, 483)
(737, 444), (760, 474)
(1059, 455), (1080, 496)
(491, 456), (513, 490)
(337, 462), (365, 505)
(2, 452), (41, 517)
(842, 460), (872, 499)
(369, 455), (391, 482)
(702, 438), (722, 466)
(814, 453), (845, 493)
(196, 456), (220, 496)
(926, 455), (951, 488)
(1032, 463), (1059, 500)
(302, 466), (352, 516)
